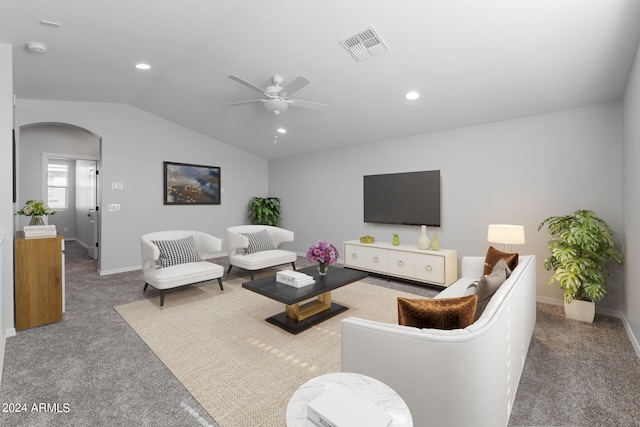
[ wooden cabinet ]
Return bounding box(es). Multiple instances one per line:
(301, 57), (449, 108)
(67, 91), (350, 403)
(15, 232), (64, 330)
(343, 240), (457, 287)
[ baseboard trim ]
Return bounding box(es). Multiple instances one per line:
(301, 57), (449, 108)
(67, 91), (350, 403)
(536, 296), (563, 307)
(98, 265), (141, 276)
(99, 252), (234, 276)
(618, 312), (640, 359)
(5, 328), (16, 338)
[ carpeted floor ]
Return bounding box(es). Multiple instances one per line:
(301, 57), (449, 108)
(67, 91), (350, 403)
(1, 240), (639, 426)
(509, 303), (640, 426)
(0, 241), (222, 427)
(115, 276), (422, 427)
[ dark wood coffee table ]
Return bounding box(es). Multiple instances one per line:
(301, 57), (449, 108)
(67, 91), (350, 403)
(242, 265), (367, 334)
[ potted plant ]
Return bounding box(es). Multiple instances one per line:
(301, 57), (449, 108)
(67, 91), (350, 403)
(538, 209), (624, 322)
(248, 197), (281, 226)
(16, 200), (56, 225)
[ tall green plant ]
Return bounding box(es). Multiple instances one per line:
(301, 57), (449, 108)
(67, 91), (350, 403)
(538, 209), (623, 303)
(248, 197), (281, 226)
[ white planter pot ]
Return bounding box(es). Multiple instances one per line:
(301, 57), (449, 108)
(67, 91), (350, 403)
(564, 299), (595, 323)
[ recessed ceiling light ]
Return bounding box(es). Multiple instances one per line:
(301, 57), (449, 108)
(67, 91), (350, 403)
(135, 63), (151, 70)
(277, 128), (287, 134)
(405, 91), (420, 101)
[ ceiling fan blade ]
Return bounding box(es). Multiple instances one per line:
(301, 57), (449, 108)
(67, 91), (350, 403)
(228, 99), (266, 106)
(281, 76), (311, 97)
(228, 75), (269, 95)
(290, 98), (328, 110)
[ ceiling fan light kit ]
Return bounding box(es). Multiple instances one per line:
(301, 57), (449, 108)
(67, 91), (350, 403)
(228, 73), (327, 116)
(264, 98), (288, 115)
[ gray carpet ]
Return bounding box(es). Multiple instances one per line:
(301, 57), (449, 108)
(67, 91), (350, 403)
(509, 303), (640, 426)
(0, 241), (638, 426)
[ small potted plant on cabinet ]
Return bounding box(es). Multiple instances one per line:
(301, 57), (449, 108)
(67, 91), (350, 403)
(248, 197), (281, 226)
(538, 209), (624, 322)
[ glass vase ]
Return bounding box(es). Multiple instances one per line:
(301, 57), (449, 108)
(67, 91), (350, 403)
(318, 263), (329, 276)
(29, 216), (44, 226)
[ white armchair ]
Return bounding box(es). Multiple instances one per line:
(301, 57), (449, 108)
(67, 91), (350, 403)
(140, 230), (224, 307)
(226, 225), (297, 280)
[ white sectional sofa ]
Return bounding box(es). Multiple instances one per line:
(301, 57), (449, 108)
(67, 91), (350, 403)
(341, 255), (536, 427)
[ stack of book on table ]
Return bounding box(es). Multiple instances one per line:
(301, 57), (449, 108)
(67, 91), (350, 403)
(23, 225), (57, 239)
(276, 270), (315, 288)
(307, 384), (393, 427)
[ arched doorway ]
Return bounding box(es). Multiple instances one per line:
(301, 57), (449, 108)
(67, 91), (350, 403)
(17, 123), (102, 270)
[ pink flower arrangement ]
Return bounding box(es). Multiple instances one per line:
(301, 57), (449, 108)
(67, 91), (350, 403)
(307, 241), (339, 266)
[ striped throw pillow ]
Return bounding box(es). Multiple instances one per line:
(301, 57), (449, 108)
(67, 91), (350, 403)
(241, 230), (275, 254)
(152, 235), (202, 268)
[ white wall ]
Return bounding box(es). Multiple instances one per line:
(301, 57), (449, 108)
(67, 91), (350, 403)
(15, 100), (268, 274)
(622, 40), (640, 353)
(270, 102), (624, 310)
(11, 97), (629, 315)
(0, 44), (14, 380)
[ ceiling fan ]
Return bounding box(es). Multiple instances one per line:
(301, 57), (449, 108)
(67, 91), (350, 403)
(228, 74), (328, 115)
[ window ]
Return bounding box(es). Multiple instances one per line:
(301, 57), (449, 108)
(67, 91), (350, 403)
(48, 163), (68, 209)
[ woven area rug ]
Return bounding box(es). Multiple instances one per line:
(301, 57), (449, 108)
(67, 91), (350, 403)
(114, 275), (421, 427)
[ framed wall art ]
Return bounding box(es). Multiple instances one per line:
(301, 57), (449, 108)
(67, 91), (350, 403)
(163, 161), (221, 205)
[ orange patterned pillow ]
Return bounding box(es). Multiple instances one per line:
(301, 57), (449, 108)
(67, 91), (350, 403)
(483, 246), (518, 275)
(397, 295), (478, 330)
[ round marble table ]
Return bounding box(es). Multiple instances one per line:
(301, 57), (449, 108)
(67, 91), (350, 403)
(286, 372), (413, 427)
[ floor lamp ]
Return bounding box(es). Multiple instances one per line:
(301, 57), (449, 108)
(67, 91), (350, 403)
(487, 224), (526, 253)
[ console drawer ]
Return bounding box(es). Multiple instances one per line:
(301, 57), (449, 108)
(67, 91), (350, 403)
(344, 244), (366, 268)
(414, 253), (445, 284)
(388, 251), (415, 277)
(365, 247), (388, 273)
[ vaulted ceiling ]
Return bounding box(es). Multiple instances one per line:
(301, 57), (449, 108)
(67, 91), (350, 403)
(2, 0), (640, 159)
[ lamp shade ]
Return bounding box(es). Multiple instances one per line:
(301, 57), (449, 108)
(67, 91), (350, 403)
(487, 224), (525, 245)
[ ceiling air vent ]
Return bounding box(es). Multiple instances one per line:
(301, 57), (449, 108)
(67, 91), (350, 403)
(339, 26), (389, 63)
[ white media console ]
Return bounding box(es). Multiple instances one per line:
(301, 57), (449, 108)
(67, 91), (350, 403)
(343, 240), (457, 287)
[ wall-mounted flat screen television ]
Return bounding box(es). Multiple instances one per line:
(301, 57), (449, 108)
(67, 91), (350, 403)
(364, 170), (441, 226)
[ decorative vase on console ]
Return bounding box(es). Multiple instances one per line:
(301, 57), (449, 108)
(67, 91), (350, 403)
(431, 233), (441, 251)
(417, 225), (430, 250)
